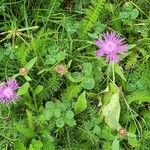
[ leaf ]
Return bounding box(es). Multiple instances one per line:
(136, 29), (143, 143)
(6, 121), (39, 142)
(53, 108), (61, 118)
(112, 137), (119, 150)
(65, 119), (76, 127)
(14, 140), (26, 150)
(114, 64), (126, 81)
(127, 132), (137, 138)
(127, 130), (140, 150)
(42, 109), (53, 120)
(64, 85), (81, 101)
(56, 117), (65, 128)
(66, 72), (84, 82)
(102, 90), (121, 130)
(74, 91), (87, 115)
(83, 63), (92, 76)
(41, 140), (55, 150)
(55, 51), (66, 63)
(65, 110), (76, 126)
(24, 57), (37, 70)
(17, 82), (30, 96)
(15, 123), (35, 138)
(29, 139), (43, 150)
(24, 75), (32, 81)
(81, 77), (95, 90)
(127, 44), (136, 50)
(34, 85), (43, 95)
(26, 109), (33, 128)
(131, 8), (139, 19)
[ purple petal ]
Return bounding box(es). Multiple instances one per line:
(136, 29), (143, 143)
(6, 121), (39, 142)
(96, 50), (105, 57)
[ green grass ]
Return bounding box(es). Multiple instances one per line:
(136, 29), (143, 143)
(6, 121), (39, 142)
(0, 0), (150, 149)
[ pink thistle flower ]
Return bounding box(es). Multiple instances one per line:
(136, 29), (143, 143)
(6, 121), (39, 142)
(95, 32), (127, 62)
(0, 79), (20, 104)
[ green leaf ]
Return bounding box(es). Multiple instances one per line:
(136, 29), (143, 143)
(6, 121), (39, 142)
(41, 140), (55, 150)
(34, 85), (43, 95)
(64, 85), (81, 101)
(74, 91), (87, 115)
(15, 123), (35, 138)
(65, 110), (74, 119)
(93, 125), (101, 135)
(29, 139), (43, 150)
(119, 11), (130, 19)
(56, 117), (65, 128)
(24, 75), (32, 81)
(42, 109), (53, 120)
(53, 108), (61, 118)
(14, 140), (26, 150)
(81, 77), (95, 90)
(66, 72), (84, 82)
(26, 109), (33, 128)
(124, 2), (133, 11)
(17, 82), (30, 96)
(83, 63), (92, 76)
(55, 51), (66, 63)
(65, 119), (76, 127)
(127, 44), (136, 50)
(24, 57), (37, 70)
(131, 8), (139, 19)
(127, 132), (137, 138)
(127, 122), (138, 148)
(102, 90), (121, 130)
(112, 137), (119, 150)
(114, 64), (126, 81)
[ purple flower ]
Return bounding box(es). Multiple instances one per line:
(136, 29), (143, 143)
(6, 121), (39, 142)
(0, 79), (20, 104)
(95, 32), (127, 62)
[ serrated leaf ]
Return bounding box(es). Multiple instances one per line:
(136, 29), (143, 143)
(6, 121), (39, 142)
(24, 57), (37, 70)
(74, 91), (87, 115)
(17, 82), (30, 96)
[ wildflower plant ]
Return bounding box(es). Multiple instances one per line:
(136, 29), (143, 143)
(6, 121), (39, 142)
(0, 1), (149, 150)
(0, 79), (20, 104)
(95, 32), (126, 63)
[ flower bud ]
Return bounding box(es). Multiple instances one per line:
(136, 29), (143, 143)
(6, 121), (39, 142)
(19, 67), (28, 76)
(119, 128), (127, 138)
(54, 65), (67, 75)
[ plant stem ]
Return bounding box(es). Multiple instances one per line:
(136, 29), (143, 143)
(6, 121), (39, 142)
(112, 62), (115, 84)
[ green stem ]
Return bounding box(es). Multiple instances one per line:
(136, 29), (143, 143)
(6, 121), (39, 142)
(112, 62), (115, 84)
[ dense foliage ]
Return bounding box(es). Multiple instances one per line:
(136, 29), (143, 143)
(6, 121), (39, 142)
(0, 0), (150, 149)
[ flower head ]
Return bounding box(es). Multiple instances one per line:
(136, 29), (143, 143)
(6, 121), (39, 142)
(95, 32), (126, 62)
(0, 79), (20, 104)
(54, 65), (68, 75)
